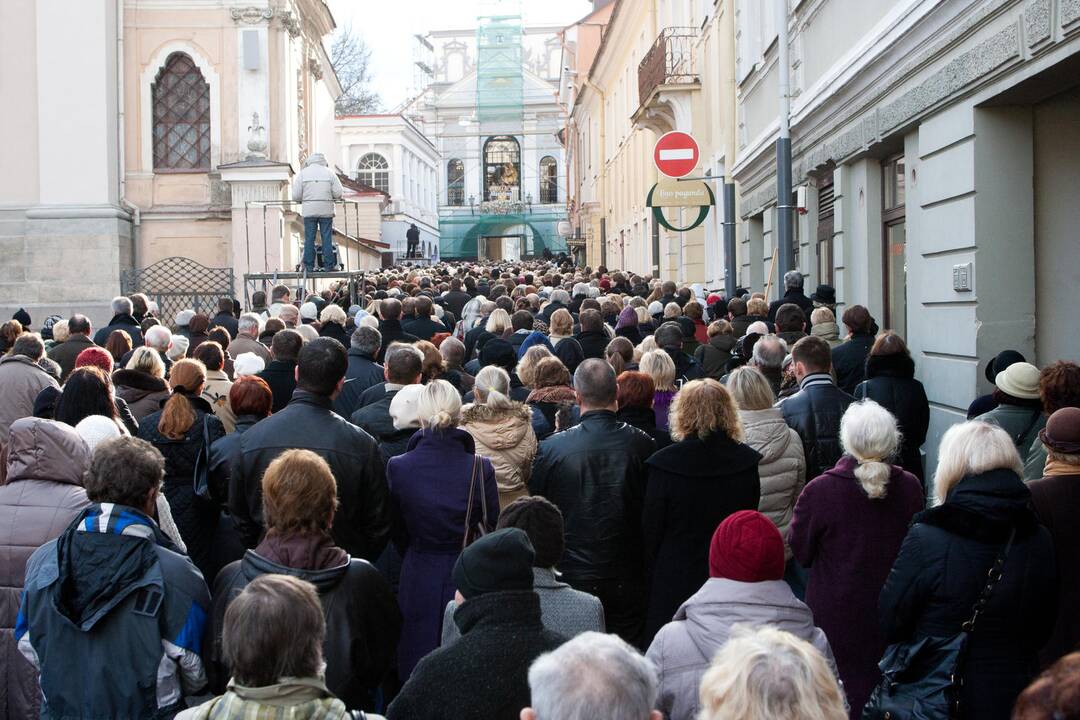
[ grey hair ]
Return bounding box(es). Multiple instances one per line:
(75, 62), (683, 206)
(126, 345), (166, 379)
(144, 325), (172, 352)
(752, 335), (788, 371)
(111, 296), (133, 316)
(574, 358), (618, 408)
(350, 326), (381, 356)
(417, 378), (462, 430)
(527, 631), (658, 720)
(932, 420), (1023, 506)
(473, 365), (514, 411)
(784, 270), (804, 290)
(237, 313), (262, 337)
(550, 288), (570, 305)
(840, 400), (901, 500)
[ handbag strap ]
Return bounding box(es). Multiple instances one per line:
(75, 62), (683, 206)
(1014, 410), (1042, 448)
(462, 455), (480, 550)
(962, 525), (1017, 634)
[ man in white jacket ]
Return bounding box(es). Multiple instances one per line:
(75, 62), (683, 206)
(291, 152), (343, 273)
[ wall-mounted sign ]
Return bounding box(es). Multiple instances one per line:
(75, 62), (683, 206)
(646, 180), (715, 232)
(653, 131), (700, 178)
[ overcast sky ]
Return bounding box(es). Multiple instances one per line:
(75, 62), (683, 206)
(326, 0), (592, 110)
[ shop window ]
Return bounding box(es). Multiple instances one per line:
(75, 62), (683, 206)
(882, 155), (907, 338)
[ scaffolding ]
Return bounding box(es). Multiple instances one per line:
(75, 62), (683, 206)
(439, 0), (568, 260)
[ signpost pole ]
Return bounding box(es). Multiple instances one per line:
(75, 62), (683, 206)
(776, 0), (794, 289)
(723, 182), (737, 297)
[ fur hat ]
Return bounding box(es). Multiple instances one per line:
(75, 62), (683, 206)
(75, 415), (124, 452)
(300, 302), (319, 320)
(233, 352), (265, 377)
(174, 309), (195, 328)
(167, 334), (189, 361)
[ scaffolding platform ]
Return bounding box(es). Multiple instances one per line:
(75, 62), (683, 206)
(243, 270), (370, 308)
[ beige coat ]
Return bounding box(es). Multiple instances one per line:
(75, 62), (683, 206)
(739, 408), (806, 559)
(460, 402), (537, 509)
(0, 355), (60, 450)
(201, 369), (236, 433)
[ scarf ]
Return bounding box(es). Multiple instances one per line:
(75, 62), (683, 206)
(255, 531), (348, 571)
(527, 385), (577, 405)
(1042, 458), (1080, 477)
(188, 677), (349, 720)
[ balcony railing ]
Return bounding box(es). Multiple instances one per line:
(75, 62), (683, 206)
(638, 27), (698, 106)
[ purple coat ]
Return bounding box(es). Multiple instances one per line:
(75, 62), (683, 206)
(788, 456), (923, 719)
(387, 428), (498, 679)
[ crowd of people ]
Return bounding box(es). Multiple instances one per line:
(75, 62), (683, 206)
(0, 261), (1078, 720)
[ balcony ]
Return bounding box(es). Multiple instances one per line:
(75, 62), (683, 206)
(634, 27), (700, 134)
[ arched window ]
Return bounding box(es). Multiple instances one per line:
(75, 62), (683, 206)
(539, 156), (558, 204)
(447, 159), (465, 206)
(357, 152), (390, 193)
(483, 136), (520, 202)
(152, 52), (211, 170)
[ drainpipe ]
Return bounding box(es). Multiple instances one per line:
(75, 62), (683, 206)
(585, 78), (606, 269)
(116, 0), (141, 275)
(775, 0), (793, 288)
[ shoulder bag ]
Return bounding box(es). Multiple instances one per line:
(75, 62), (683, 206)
(861, 526), (1016, 720)
(461, 454), (489, 550)
(192, 414), (214, 502)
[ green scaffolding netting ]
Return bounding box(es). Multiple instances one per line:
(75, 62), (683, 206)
(440, 209), (568, 260)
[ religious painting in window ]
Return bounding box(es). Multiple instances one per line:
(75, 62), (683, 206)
(152, 53), (211, 171)
(357, 153), (390, 194)
(539, 156), (558, 204)
(447, 159), (465, 206)
(882, 155), (907, 339)
(483, 136), (520, 202)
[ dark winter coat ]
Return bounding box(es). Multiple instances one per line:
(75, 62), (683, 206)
(319, 321), (350, 347)
(210, 311), (238, 339)
(616, 405), (672, 450)
(666, 347), (704, 384)
(351, 388), (418, 461)
(529, 410), (656, 582)
(879, 469), (1056, 720)
(387, 591), (565, 720)
(768, 288), (814, 322)
(854, 353), (930, 483)
(779, 373), (855, 479)
(1024, 470), (1078, 667)
(346, 347), (384, 386)
(387, 428), (498, 679)
(442, 290), (472, 320)
(376, 320), (418, 362)
(789, 456), (924, 718)
(228, 390), (391, 561)
(403, 316), (447, 342)
(729, 314), (752, 338)
(207, 414), (260, 502)
(93, 313), (144, 349)
(256, 359), (298, 413)
(137, 395), (227, 580)
(46, 334), (96, 382)
(113, 369), (172, 421)
(694, 334), (736, 380)
(643, 434), (761, 642)
(615, 324), (643, 345)
(0, 418), (91, 720)
(831, 332), (875, 395)
(210, 538), (401, 710)
(573, 329), (609, 360)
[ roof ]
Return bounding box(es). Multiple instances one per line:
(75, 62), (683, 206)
(337, 171), (390, 198)
(332, 226), (390, 251)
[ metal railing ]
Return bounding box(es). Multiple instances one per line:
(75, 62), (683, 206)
(638, 27), (699, 106)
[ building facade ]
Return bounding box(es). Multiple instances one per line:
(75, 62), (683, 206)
(561, 0), (738, 286)
(0, 0), (342, 325)
(336, 114), (441, 261)
(732, 0), (1080, 468)
(403, 17), (570, 261)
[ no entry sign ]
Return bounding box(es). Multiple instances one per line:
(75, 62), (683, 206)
(653, 131), (699, 178)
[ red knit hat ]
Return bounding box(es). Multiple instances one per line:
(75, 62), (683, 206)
(75, 347), (114, 375)
(709, 510), (785, 582)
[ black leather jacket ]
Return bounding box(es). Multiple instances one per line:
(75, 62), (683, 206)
(779, 374), (854, 479)
(228, 390), (390, 560)
(529, 410), (656, 581)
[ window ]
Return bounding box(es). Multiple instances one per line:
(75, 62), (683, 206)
(152, 52), (211, 171)
(817, 176), (835, 286)
(357, 153), (390, 193)
(539, 156), (558, 204)
(447, 159), (465, 206)
(483, 136), (520, 202)
(882, 155), (907, 338)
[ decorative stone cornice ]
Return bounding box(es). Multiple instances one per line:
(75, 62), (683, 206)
(230, 6), (273, 24)
(278, 10), (301, 38)
(308, 57), (323, 80)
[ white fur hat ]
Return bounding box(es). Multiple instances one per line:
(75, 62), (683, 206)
(175, 309), (195, 327)
(390, 384), (424, 430)
(75, 415), (124, 452)
(300, 302), (318, 320)
(234, 352), (266, 377)
(167, 334), (189, 361)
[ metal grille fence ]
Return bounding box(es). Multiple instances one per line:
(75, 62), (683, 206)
(121, 256), (234, 328)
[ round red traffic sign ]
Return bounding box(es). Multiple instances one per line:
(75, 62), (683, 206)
(653, 131), (699, 178)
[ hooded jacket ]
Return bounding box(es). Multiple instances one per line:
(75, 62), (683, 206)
(879, 469), (1057, 720)
(738, 408), (806, 559)
(16, 503), (211, 719)
(693, 334), (736, 380)
(811, 321), (843, 348)
(209, 541), (400, 710)
(460, 402), (537, 506)
(0, 418), (92, 720)
(113, 369), (172, 422)
(647, 578), (834, 720)
(0, 355), (60, 448)
(291, 153), (343, 218)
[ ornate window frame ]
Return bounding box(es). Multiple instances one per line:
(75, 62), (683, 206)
(140, 41), (221, 172)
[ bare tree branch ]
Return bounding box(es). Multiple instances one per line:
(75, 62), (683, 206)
(331, 23), (381, 116)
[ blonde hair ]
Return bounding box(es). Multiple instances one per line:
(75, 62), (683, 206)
(727, 366), (776, 411)
(634, 334), (658, 363)
(485, 308), (511, 335)
(933, 420), (1023, 505)
(840, 400), (901, 500)
(417, 378), (462, 430)
(635, 306), (651, 325)
(126, 345), (166, 379)
(698, 626), (847, 720)
(747, 297), (768, 316)
(549, 308), (574, 337)
(261, 449), (338, 534)
(707, 319), (732, 338)
(640, 349), (677, 392)
(473, 365), (514, 411)
(517, 345), (553, 388)
(159, 359), (206, 440)
(810, 307), (835, 325)
(663, 302), (682, 319)
(52, 319), (71, 344)
(319, 303), (346, 326)
(669, 379), (743, 442)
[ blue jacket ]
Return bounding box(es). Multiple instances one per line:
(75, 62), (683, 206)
(16, 503), (210, 719)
